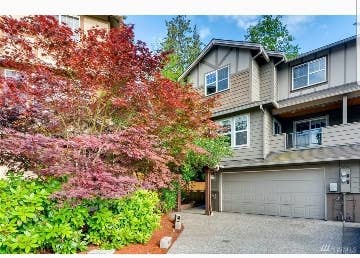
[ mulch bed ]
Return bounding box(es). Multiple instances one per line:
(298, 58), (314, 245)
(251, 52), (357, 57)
(84, 214), (183, 254)
(115, 214), (183, 254)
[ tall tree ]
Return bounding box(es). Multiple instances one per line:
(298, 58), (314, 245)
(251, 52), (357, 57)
(245, 15), (299, 59)
(0, 15), (219, 200)
(161, 15), (202, 81)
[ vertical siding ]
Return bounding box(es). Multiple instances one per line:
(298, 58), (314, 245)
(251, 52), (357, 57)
(260, 62), (275, 101)
(276, 41), (357, 101)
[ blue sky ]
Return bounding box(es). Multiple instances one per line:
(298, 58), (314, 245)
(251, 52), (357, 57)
(125, 15), (356, 54)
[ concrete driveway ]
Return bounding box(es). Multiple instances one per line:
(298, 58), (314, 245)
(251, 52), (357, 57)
(169, 207), (358, 254)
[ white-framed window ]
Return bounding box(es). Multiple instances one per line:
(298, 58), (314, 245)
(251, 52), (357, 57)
(55, 15), (80, 41)
(205, 65), (229, 96)
(292, 56), (326, 90)
(4, 69), (22, 80)
(218, 114), (250, 148)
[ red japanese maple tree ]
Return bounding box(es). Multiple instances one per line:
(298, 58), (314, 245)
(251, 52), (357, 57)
(0, 15), (217, 199)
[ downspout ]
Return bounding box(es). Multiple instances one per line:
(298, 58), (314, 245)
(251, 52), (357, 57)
(260, 105), (267, 160)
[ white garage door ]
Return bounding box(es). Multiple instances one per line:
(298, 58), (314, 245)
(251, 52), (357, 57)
(221, 168), (325, 219)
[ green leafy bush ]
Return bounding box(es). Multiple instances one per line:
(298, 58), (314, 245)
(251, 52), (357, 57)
(86, 190), (161, 249)
(159, 184), (178, 213)
(0, 175), (161, 253)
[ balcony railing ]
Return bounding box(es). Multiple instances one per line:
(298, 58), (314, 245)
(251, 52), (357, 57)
(286, 128), (322, 149)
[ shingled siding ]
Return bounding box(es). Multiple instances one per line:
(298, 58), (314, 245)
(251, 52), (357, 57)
(322, 122), (360, 146)
(270, 133), (286, 153)
(212, 69), (251, 114)
(260, 62), (275, 101)
(251, 60), (260, 102)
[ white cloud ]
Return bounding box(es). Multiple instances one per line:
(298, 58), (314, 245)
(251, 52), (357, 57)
(199, 27), (211, 40)
(226, 16), (259, 30)
(282, 15), (315, 34)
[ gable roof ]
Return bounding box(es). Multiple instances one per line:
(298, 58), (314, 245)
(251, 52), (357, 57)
(179, 35), (357, 81)
(178, 38), (286, 81)
(287, 35), (356, 63)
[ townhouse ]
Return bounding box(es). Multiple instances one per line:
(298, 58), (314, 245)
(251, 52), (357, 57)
(1, 15), (122, 78)
(180, 36), (360, 222)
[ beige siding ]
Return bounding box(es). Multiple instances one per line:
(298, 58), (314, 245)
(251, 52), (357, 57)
(251, 59), (260, 101)
(270, 133), (286, 153)
(322, 122), (360, 146)
(212, 69), (250, 114)
(263, 108), (273, 158)
(260, 62), (275, 101)
(82, 16), (110, 31)
(186, 46), (251, 92)
(277, 41), (357, 101)
(221, 110), (263, 161)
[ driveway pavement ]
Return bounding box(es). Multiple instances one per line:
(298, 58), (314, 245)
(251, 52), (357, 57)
(169, 207), (359, 254)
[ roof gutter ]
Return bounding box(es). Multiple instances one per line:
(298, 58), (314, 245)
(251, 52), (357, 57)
(274, 56), (286, 67)
(253, 47), (270, 62)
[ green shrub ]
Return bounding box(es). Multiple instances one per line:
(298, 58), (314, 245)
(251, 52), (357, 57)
(159, 186), (177, 213)
(86, 190), (161, 249)
(0, 175), (161, 253)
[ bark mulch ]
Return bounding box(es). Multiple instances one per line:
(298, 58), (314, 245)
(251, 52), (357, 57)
(115, 214), (183, 254)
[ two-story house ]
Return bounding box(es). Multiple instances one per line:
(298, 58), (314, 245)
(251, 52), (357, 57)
(1, 15), (122, 78)
(179, 36), (360, 222)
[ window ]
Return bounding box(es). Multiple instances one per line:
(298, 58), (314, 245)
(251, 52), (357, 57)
(292, 56), (326, 90)
(4, 69), (22, 80)
(56, 15), (80, 41)
(273, 119), (282, 135)
(205, 66), (229, 95)
(219, 119), (232, 146)
(218, 114), (249, 147)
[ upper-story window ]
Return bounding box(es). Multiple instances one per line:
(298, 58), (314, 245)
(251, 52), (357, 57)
(205, 65), (229, 95)
(292, 56), (326, 90)
(55, 15), (80, 41)
(218, 114), (249, 148)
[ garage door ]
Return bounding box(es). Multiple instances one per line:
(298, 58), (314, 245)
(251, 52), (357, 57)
(222, 168), (325, 219)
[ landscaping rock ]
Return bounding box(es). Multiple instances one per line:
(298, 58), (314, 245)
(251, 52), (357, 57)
(160, 236), (172, 249)
(175, 221), (182, 230)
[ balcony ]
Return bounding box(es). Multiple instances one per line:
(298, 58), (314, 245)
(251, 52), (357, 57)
(270, 122), (360, 153)
(286, 129), (322, 149)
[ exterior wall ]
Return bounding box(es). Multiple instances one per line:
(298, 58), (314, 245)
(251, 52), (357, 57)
(270, 133), (286, 153)
(212, 69), (250, 113)
(277, 40), (357, 101)
(187, 46), (251, 90)
(322, 122), (360, 146)
(260, 62), (275, 101)
(219, 109), (264, 161)
(263, 108), (273, 158)
(186, 47), (254, 112)
(82, 16), (110, 31)
(250, 59), (260, 102)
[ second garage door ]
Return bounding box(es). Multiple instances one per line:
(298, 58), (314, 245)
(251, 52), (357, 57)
(221, 168), (325, 219)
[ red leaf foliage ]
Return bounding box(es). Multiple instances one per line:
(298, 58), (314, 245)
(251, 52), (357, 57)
(0, 16), (217, 199)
